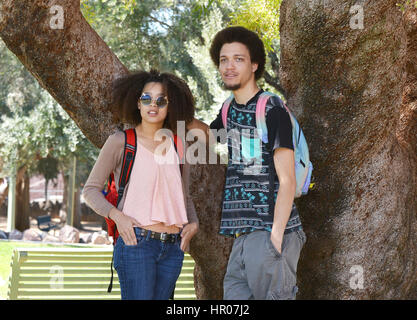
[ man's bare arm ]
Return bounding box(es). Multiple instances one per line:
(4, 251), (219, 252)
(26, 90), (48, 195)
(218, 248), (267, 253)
(271, 147), (296, 253)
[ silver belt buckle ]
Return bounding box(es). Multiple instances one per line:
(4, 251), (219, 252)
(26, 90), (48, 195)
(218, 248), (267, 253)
(160, 233), (168, 242)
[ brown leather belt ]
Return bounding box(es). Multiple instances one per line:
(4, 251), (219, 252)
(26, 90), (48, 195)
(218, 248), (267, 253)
(135, 227), (180, 243)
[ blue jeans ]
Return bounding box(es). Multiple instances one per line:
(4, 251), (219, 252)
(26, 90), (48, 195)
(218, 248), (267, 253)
(113, 227), (184, 300)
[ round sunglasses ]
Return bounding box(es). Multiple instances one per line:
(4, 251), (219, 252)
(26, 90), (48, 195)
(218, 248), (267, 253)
(139, 94), (168, 108)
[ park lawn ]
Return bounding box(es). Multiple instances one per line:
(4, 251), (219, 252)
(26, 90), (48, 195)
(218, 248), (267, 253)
(0, 240), (96, 300)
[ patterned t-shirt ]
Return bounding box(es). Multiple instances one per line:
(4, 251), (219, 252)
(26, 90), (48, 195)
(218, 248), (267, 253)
(210, 90), (302, 238)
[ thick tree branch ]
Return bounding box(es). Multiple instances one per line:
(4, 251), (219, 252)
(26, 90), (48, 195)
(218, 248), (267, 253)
(263, 71), (287, 98)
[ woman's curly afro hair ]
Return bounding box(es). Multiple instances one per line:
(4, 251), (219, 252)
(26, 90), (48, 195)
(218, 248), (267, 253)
(111, 69), (195, 134)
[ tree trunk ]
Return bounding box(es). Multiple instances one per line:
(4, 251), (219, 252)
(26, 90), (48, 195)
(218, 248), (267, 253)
(279, 0), (417, 299)
(0, 0), (230, 299)
(62, 172), (68, 214)
(188, 160), (233, 299)
(73, 187), (82, 229)
(15, 170), (30, 231)
(44, 178), (48, 203)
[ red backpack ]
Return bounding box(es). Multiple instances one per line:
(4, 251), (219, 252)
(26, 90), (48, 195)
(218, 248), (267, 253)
(103, 128), (184, 292)
(103, 129), (136, 244)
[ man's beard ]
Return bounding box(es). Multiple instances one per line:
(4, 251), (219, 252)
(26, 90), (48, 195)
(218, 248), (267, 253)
(222, 82), (241, 91)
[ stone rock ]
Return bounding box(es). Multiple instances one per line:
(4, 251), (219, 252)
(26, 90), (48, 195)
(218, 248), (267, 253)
(59, 225), (80, 244)
(42, 234), (60, 243)
(8, 229), (23, 240)
(91, 231), (111, 245)
(22, 229), (42, 241)
(79, 233), (92, 244)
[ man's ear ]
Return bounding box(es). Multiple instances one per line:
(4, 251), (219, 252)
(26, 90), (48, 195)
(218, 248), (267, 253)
(252, 62), (259, 73)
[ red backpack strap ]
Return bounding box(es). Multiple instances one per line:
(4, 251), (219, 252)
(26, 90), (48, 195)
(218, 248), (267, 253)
(173, 134), (184, 175)
(116, 128), (137, 207)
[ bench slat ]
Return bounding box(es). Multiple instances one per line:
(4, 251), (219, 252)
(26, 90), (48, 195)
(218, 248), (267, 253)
(19, 261), (115, 268)
(19, 282), (120, 289)
(19, 255), (113, 262)
(19, 275), (118, 282)
(17, 295), (121, 300)
(18, 289), (121, 295)
(18, 268), (116, 275)
(15, 247), (114, 253)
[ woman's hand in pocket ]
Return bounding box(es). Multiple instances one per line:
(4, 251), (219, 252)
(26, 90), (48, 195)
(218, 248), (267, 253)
(180, 222), (198, 253)
(109, 208), (141, 245)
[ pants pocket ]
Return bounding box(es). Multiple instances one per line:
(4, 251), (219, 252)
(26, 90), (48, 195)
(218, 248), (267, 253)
(119, 233), (145, 248)
(266, 233), (283, 259)
(269, 285), (298, 300)
(296, 229), (307, 246)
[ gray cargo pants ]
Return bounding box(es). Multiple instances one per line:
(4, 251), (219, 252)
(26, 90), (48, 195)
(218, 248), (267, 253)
(223, 229), (306, 300)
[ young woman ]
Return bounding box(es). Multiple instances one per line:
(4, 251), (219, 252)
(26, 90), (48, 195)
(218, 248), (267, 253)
(82, 70), (199, 300)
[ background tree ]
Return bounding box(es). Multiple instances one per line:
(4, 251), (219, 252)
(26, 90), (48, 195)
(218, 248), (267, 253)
(0, 90), (99, 230)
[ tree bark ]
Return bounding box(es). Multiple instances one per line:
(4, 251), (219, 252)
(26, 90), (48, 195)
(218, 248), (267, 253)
(279, 0), (417, 299)
(188, 160), (233, 299)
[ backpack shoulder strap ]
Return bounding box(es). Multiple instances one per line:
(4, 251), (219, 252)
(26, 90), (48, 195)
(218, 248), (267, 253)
(280, 100), (299, 145)
(106, 128), (137, 294)
(255, 92), (283, 214)
(255, 91), (276, 144)
(173, 134), (184, 175)
(116, 128), (137, 207)
(221, 95), (234, 130)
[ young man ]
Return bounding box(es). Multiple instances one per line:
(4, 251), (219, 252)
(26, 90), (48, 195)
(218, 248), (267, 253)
(207, 26), (306, 300)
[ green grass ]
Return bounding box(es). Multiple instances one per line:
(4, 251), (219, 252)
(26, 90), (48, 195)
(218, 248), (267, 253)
(0, 240), (97, 300)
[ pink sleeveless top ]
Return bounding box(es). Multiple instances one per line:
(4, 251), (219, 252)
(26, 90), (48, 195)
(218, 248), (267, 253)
(122, 138), (188, 228)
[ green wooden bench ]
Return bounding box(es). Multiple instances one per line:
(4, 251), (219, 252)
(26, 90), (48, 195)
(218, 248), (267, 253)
(7, 247), (196, 300)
